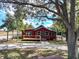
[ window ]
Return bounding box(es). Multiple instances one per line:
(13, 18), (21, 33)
(51, 32), (54, 36)
(37, 31), (41, 35)
(45, 31), (49, 36)
(26, 31), (32, 36)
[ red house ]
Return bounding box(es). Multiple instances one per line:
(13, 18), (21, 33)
(22, 25), (56, 41)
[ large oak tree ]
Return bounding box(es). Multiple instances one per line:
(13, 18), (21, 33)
(0, 0), (79, 59)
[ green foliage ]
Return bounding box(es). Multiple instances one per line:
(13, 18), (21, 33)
(0, 13), (17, 31)
(8, 20), (17, 31)
(22, 23), (34, 30)
(0, 23), (7, 29)
(0, 6), (27, 31)
(51, 21), (66, 33)
(17, 19), (25, 31)
(14, 5), (27, 31)
(27, 24), (34, 29)
(15, 5), (27, 19)
(6, 14), (16, 31)
(76, 0), (79, 29)
(76, 15), (79, 29)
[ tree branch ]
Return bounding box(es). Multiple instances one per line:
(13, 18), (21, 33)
(76, 28), (79, 40)
(70, 0), (76, 29)
(35, 15), (58, 21)
(58, 0), (71, 28)
(0, 0), (71, 29)
(0, 0), (61, 16)
(55, 0), (61, 14)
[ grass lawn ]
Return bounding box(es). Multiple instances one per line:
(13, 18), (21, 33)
(0, 38), (68, 59)
(48, 40), (67, 45)
(1, 39), (67, 46)
(5, 39), (67, 45)
(0, 48), (68, 59)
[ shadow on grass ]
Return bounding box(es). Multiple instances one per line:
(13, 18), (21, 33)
(0, 48), (68, 59)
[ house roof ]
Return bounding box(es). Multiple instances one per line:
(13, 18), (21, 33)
(34, 25), (45, 30)
(34, 25), (55, 31)
(24, 25), (56, 32)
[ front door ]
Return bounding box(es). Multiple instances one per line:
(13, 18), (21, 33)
(41, 31), (46, 40)
(36, 31), (47, 40)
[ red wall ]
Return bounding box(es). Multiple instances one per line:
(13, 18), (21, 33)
(22, 28), (56, 40)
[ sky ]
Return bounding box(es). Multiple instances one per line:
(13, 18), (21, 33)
(24, 18), (53, 28)
(0, 9), (7, 26)
(0, 9), (53, 28)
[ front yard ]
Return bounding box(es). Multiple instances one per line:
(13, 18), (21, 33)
(0, 48), (68, 59)
(3, 38), (67, 45)
(0, 35), (68, 59)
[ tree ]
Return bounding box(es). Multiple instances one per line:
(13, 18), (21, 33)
(52, 21), (66, 34)
(0, 0), (79, 59)
(0, 13), (16, 41)
(14, 5), (27, 39)
(27, 24), (34, 29)
(51, 21), (66, 40)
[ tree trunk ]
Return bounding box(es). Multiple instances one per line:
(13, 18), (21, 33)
(7, 31), (9, 41)
(67, 29), (78, 59)
(66, 29), (68, 42)
(12, 30), (14, 40)
(17, 30), (19, 39)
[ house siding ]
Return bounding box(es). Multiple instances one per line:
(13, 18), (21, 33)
(22, 26), (56, 41)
